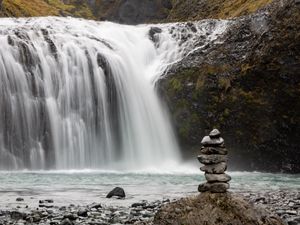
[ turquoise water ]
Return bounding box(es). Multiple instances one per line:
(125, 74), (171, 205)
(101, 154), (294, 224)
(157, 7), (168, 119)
(0, 171), (299, 208)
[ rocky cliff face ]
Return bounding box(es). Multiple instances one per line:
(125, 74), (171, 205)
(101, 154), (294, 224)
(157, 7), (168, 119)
(158, 0), (300, 173)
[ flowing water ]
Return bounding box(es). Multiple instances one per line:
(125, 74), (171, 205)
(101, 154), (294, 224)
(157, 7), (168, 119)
(0, 17), (230, 171)
(0, 170), (299, 208)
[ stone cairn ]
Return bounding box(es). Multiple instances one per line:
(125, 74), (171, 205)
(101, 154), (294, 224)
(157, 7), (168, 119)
(198, 129), (231, 193)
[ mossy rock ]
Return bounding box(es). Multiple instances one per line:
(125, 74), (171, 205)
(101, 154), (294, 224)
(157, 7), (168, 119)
(159, 0), (300, 172)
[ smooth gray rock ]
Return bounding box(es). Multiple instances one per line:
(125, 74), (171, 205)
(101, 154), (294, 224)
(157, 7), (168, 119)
(200, 146), (228, 155)
(60, 218), (73, 225)
(201, 136), (224, 146)
(10, 211), (25, 220)
(63, 213), (78, 221)
(200, 162), (227, 174)
(198, 182), (230, 193)
(45, 199), (54, 203)
(77, 208), (88, 217)
(209, 129), (221, 138)
(89, 203), (102, 210)
(205, 173), (231, 183)
(198, 154), (227, 164)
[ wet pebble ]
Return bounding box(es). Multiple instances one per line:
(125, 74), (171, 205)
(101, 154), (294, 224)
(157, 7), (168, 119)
(0, 192), (298, 225)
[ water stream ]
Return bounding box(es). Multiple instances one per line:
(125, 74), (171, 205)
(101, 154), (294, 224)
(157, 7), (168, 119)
(0, 17), (229, 170)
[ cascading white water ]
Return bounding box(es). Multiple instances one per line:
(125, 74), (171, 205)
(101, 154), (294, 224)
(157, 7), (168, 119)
(0, 17), (230, 170)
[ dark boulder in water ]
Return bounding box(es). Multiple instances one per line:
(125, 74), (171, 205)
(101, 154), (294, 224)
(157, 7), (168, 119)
(153, 192), (285, 225)
(106, 187), (126, 199)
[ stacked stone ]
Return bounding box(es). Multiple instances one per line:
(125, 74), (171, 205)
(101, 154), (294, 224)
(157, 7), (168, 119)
(198, 129), (231, 193)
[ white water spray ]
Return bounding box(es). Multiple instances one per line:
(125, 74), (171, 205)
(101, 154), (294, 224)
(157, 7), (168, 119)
(0, 17), (229, 170)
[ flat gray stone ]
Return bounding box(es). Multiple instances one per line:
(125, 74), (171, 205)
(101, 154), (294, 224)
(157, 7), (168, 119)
(200, 146), (228, 155)
(198, 182), (229, 193)
(200, 162), (227, 174)
(198, 154), (227, 165)
(205, 173), (231, 183)
(201, 136), (224, 146)
(209, 129), (221, 138)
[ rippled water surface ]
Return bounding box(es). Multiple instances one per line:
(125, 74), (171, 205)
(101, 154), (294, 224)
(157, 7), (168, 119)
(0, 170), (299, 208)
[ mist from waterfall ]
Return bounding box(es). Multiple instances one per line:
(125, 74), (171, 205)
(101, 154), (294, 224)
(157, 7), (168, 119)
(0, 17), (229, 171)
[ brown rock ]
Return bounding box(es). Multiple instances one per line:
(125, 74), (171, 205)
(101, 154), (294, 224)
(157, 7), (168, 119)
(153, 193), (285, 225)
(205, 173), (231, 183)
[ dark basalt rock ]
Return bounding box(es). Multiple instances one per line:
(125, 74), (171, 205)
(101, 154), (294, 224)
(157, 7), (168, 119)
(60, 218), (74, 225)
(63, 213), (78, 221)
(198, 182), (229, 193)
(45, 199), (54, 203)
(149, 27), (162, 43)
(200, 146), (228, 155)
(200, 162), (227, 174)
(198, 154), (227, 164)
(106, 187), (126, 199)
(10, 211), (26, 220)
(77, 208), (88, 217)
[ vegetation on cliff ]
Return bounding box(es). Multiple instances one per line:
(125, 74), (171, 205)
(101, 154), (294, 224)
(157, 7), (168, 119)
(0, 0), (273, 24)
(0, 0), (94, 18)
(169, 0), (273, 21)
(159, 0), (300, 172)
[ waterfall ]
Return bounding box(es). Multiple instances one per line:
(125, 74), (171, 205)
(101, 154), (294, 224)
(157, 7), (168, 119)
(0, 17), (229, 170)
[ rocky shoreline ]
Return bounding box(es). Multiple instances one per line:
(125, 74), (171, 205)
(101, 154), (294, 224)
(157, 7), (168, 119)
(0, 190), (299, 225)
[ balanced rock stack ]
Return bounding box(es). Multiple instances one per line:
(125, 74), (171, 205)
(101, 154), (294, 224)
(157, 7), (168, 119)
(198, 129), (231, 193)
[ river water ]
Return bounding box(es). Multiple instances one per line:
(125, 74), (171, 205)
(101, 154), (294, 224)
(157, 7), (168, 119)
(0, 170), (299, 209)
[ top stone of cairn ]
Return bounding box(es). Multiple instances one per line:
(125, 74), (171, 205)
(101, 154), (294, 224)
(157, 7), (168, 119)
(209, 129), (221, 138)
(201, 129), (224, 146)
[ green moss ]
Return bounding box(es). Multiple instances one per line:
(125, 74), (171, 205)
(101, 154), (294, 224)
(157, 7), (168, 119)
(170, 78), (183, 92)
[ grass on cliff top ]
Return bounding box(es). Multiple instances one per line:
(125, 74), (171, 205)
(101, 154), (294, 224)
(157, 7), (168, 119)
(2, 0), (94, 18)
(169, 0), (273, 21)
(220, 0), (273, 18)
